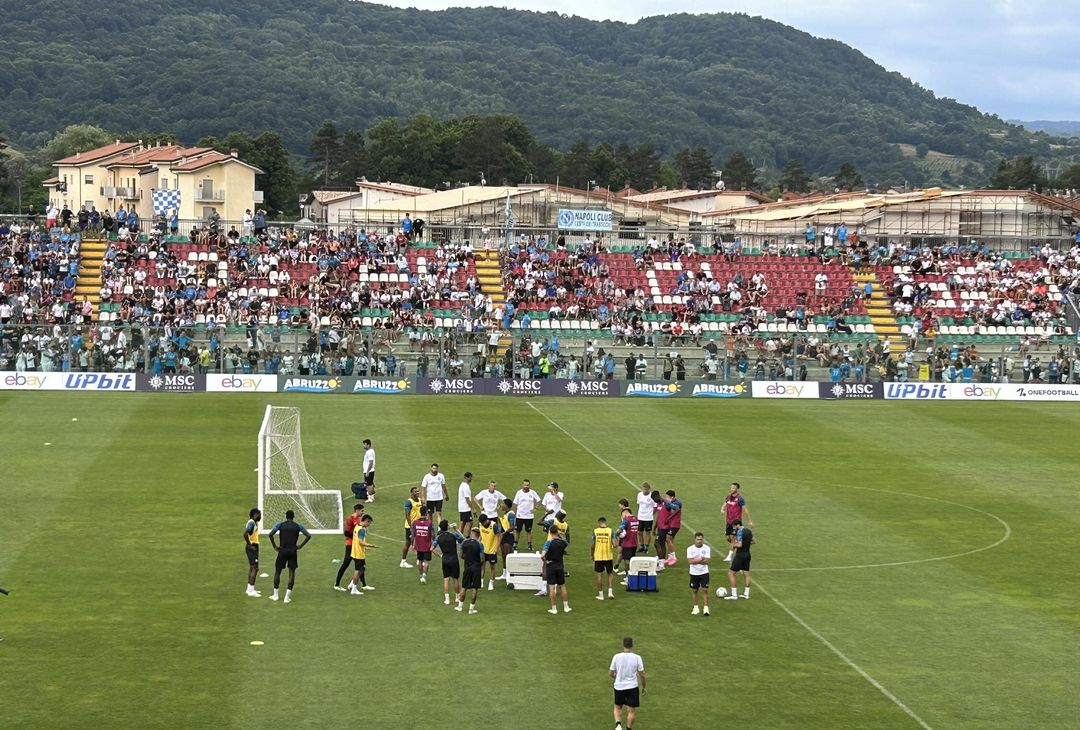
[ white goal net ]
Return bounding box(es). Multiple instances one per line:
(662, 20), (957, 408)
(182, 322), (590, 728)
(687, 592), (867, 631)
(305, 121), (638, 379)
(257, 405), (343, 535)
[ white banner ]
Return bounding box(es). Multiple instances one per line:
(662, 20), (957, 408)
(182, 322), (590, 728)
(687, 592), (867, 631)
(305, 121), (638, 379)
(884, 383), (950, 400)
(750, 381), (818, 399)
(947, 383), (1080, 401)
(206, 374), (278, 392)
(0, 372), (134, 391)
(557, 208), (612, 231)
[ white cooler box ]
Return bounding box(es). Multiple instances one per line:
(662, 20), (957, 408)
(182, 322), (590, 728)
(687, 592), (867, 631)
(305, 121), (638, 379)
(627, 556), (659, 592)
(505, 552), (545, 591)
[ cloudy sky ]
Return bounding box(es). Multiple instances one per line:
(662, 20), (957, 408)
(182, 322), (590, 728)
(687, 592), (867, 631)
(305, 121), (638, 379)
(371, 0), (1080, 120)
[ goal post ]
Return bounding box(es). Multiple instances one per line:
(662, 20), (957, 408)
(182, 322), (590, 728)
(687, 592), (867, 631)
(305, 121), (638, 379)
(257, 405), (343, 535)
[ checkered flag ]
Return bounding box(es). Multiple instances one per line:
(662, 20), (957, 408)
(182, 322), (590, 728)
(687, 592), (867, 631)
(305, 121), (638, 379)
(152, 189), (181, 216)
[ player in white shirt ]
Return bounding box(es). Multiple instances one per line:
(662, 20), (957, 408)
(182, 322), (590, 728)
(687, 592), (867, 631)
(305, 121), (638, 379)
(635, 482), (656, 556)
(609, 636), (647, 730)
(472, 480), (506, 521)
(540, 481), (565, 528)
(362, 439), (376, 502)
(686, 532), (711, 616)
(420, 463), (448, 526)
(457, 471), (474, 534)
(511, 479), (541, 551)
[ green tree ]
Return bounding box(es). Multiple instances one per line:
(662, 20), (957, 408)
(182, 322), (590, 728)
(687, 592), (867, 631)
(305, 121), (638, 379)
(120, 131), (179, 147)
(365, 119), (404, 182)
(778, 158), (810, 192)
(560, 138), (595, 189)
(657, 162), (680, 189)
(590, 143), (627, 190)
(250, 131), (299, 216)
(673, 146), (714, 188)
(722, 150), (760, 191)
(308, 122), (342, 188)
(42, 124), (113, 164)
(991, 155), (1047, 191)
(0, 132), (12, 207)
(337, 128), (369, 188)
(1055, 163), (1080, 190)
(451, 115), (535, 187)
(833, 162), (864, 192)
(620, 143), (662, 190)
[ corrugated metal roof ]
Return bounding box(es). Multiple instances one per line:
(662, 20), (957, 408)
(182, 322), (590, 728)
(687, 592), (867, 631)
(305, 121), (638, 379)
(356, 181), (433, 196)
(726, 189), (968, 222)
(362, 186), (534, 213)
(628, 189), (769, 204)
(311, 190), (364, 204)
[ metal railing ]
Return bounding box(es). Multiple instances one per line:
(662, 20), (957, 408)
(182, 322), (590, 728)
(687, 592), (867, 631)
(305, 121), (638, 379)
(3, 321), (1075, 384)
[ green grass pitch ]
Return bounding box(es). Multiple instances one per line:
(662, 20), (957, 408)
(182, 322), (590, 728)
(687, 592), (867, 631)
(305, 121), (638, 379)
(1, 393), (1078, 728)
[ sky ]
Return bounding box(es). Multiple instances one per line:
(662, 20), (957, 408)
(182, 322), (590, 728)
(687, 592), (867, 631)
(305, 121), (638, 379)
(370, 0), (1080, 120)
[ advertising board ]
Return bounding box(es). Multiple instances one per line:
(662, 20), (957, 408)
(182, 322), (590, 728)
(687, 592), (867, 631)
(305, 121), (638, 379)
(751, 381), (816, 399)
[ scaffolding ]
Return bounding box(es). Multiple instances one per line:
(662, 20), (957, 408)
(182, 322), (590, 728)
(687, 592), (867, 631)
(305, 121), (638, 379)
(326, 184), (695, 244)
(720, 190), (1080, 250)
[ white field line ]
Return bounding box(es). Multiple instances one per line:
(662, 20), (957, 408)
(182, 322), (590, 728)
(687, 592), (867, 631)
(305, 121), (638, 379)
(525, 400), (934, 730)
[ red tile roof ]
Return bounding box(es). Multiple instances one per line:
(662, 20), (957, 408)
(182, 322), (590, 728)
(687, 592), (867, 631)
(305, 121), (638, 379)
(171, 151), (228, 171)
(54, 141), (140, 166)
(106, 145), (215, 168)
(170, 151), (262, 173)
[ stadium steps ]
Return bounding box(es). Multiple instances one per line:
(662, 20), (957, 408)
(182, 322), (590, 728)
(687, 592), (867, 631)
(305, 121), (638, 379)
(854, 271), (906, 354)
(475, 250), (513, 356)
(76, 236), (107, 316)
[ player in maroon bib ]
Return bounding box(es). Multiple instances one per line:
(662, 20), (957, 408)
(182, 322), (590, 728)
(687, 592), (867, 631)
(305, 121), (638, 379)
(411, 508), (435, 584)
(723, 483), (752, 562)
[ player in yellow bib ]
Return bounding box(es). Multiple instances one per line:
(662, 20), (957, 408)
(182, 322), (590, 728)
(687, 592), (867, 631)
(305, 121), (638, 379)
(401, 487), (422, 569)
(477, 514), (503, 591)
(553, 512), (569, 542)
(347, 515), (376, 594)
(244, 508), (261, 598)
(591, 516), (617, 600)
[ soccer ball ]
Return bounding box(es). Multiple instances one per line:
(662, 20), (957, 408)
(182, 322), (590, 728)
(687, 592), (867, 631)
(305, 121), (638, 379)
(716, 587), (727, 598)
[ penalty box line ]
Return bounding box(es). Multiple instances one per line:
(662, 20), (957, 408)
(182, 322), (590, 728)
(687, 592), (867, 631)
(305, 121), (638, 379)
(524, 400), (933, 730)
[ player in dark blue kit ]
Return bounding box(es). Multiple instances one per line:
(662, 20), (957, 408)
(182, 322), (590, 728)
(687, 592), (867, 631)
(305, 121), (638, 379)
(435, 520), (464, 606)
(269, 510), (311, 603)
(457, 528), (484, 614)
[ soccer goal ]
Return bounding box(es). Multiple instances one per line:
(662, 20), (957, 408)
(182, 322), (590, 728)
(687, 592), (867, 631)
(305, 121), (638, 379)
(257, 405), (343, 535)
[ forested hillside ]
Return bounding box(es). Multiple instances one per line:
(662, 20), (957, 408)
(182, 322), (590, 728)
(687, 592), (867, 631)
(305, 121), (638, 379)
(1, 0), (1075, 189)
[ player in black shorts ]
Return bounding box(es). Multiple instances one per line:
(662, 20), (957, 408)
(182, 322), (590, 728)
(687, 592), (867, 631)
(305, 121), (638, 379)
(542, 524), (571, 614)
(726, 519), (754, 600)
(435, 521), (462, 605)
(362, 438), (376, 502)
(458, 528), (483, 614)
(244, 508), (261, 598)
(498, 498), (517, 581)
(268, 510), (311, 603)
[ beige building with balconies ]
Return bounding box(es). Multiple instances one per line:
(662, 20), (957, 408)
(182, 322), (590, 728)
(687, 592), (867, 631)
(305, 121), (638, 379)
(169, 151), (263, 222)
(45, 141), (262, 222)
(45, 140), (140, 212)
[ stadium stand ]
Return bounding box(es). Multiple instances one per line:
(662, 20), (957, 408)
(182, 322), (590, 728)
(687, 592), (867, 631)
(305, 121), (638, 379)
(2, 217), (1078, 382)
